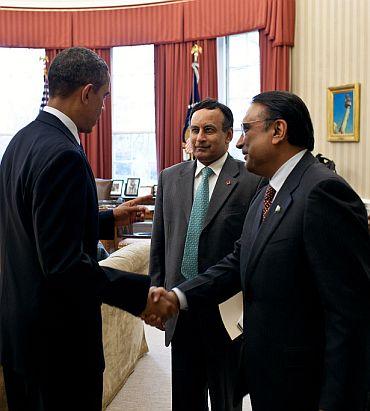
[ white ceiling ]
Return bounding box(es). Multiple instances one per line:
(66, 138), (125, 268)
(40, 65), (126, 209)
(1, 0), (169, 8)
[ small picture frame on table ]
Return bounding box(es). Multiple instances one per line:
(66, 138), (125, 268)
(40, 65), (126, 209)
(138, 186), (153, 196)
(124, 178), (140, 197)
(110, 180), (124, 197)
(152, 185), (158, 197)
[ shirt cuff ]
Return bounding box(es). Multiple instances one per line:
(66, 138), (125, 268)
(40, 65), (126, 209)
(172, 287), (188, 310)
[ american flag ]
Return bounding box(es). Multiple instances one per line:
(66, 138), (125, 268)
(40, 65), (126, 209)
(182, 45), (202, 160)
(39, 56), (49, 111)
(40, 75), (49, 111)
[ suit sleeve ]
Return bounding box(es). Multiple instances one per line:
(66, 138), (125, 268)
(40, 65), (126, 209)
(98, 210), (115, 239)
(149, 171), (166, 287)
(33, 149), (150, 316)
(303, 178), (370, 409)
(177, 239), (242, 308)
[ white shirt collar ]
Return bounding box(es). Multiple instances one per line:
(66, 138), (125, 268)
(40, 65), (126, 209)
(43, 106), (81, 145)
(195, 151), (229, 178)
(270, 149), (307, 194)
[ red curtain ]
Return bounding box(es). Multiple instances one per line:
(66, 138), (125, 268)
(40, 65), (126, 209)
(259, 34), (290, 91)
(154, 39), (218, 172)
(71, 2), (183, 47)
(0, 1), (294, 49)
(259, 0), (295, 91)
(0, 9), (72, 48)
(46, 48), (112, 179)
(79, 49), (112, 179)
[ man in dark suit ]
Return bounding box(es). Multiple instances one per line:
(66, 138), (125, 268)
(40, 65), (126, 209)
(150, 91), (370, 411)
(149, 99), (260, 410)
(0, 47), (174, 411)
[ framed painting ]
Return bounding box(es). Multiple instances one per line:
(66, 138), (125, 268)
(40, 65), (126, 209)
(327, 83), (360, 142)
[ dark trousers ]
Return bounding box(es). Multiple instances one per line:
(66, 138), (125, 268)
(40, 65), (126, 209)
(3, 365), (103, 411)
(171, 311), (242, 411)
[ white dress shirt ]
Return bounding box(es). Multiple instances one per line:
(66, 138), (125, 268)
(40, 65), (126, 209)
(193, 151), (228, 199)
(43, 106), (81, 145)
(269, 149), (307, 201)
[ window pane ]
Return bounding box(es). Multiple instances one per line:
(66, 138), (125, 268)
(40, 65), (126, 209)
(112, 45), (157, 186)
(218, 32), (260, 161)
(229, 31), (260, 68)
(0, 48), (45, 161)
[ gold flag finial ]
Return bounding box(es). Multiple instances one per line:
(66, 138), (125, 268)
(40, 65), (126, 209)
(191, 44), (202, 63)
(39, 55), (49, 77)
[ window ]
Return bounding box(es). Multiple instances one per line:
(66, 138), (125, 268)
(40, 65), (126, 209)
(0, 48), (45, 161)
(111, 45), (157, 186)
(217, 31), (260, 160)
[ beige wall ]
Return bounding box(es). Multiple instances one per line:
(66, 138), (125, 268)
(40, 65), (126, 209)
(292, 0), (370, 198)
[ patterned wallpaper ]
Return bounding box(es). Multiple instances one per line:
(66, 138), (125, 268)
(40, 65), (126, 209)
(292, 0), (370, 199)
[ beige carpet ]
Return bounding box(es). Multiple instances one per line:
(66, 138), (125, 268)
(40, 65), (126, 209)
(107, 324), (252, 411)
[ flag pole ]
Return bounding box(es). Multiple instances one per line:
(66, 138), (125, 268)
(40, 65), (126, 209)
(182, 44), (202, 162)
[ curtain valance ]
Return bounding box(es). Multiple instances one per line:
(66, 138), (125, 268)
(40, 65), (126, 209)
(0, 0), (294, 48)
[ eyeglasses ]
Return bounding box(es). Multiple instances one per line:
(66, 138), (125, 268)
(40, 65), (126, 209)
(240, 118), (275, 136)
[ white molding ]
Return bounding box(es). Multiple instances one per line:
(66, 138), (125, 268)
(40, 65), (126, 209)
(1, 0), (166, 8)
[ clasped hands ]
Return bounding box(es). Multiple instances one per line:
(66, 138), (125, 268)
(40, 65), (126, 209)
(141, 287), (179, 330)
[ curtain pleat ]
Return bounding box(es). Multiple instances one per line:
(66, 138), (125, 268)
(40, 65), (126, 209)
(183, 0), (266, 41)
(259, 33), (290, 92)
(154, 39), (217, 172)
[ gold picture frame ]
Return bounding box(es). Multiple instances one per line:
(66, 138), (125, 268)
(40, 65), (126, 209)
(327, 83), (360, 142)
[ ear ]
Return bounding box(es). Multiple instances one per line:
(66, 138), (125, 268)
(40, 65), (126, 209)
(271, 119), (287, 145)
(81, 84), (94, 105)
(225, 128), (233, 144)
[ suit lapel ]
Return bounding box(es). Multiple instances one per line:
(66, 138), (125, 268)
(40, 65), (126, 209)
(177, 161), (196, 224)
(203, 155), (240, 229)
(243, 152), (316, 284)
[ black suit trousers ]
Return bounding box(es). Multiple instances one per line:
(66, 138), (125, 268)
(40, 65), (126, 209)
(171, 311), (242, 411)
(3, 366), (103, 411)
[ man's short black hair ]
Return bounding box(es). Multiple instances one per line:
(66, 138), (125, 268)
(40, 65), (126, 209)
(190, 98), (234, 131)
(252, 91), (314, 151)
(48, 47), (109, 98)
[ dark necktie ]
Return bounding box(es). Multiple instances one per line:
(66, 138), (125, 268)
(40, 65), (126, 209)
(262, 185), (276, 222)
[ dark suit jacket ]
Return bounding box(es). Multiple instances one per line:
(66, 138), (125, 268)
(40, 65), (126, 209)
(150, 155), (260, 344)
(178, 152), (370, 411)
(0, 111), (150, 376)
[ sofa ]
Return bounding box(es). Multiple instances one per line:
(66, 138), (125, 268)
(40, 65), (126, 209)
(0, 241), (151, 410)
(100, 241), (150, 408)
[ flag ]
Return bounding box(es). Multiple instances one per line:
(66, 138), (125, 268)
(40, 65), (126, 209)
(182, 45), (202, 160)
(40, 74), (49, 111)
(39, 56), (49, 111)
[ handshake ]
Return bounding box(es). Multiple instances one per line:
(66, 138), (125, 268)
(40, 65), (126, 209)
(141, 287), (180, 330)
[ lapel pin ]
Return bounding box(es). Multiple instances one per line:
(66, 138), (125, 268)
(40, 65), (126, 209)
(275, 205), (281, 213)
(226, 179), (231, 185)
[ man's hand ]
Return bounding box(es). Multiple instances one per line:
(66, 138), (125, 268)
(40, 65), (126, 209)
(112, 194), (153, 226)
(141, 287), (179, 330)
